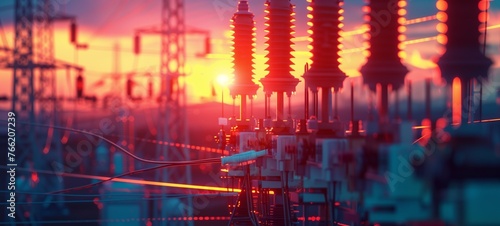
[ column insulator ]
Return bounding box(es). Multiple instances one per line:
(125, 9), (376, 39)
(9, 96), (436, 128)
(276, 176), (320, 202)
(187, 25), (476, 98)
(230, 0), (259, 98)
(260, 0), (299, 101)
(260, 0), (300, 120)
(303, 0), (346, 92)
(436, 0), (493, 84)
(360, 0), (409, 91)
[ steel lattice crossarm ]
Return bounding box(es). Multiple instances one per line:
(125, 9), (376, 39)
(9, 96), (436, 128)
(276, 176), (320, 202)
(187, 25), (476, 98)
(0, 46), (83, 71)
(133, 26), (211, 58)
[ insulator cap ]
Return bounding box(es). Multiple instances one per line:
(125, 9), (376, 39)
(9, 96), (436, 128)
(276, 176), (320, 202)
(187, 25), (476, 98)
(70, 22), (77, 43)
(76, 74), (84, 98)
(134, 35), (140, 55)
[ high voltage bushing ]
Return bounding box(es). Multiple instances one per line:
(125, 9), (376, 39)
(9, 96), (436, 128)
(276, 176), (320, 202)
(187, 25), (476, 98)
(303, 0), (346, 92)
(360, 0), (409, 91)
(260, 0), (299, 95)
(230, 0), (259, 97)
(436, 0), (492, 83)
(260, 0), (299, 121)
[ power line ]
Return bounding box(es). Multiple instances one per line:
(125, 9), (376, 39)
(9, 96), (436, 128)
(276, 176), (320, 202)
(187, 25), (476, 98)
(0, 189), (235, 197)
(84, 15), (440, 55)
(0, 192), (237, 206)
(83, 0), (156, 43)
(5, 116), (229, 156)
(341, 22), (500, 54)
(2, 119), (221, 165)
(82, 0), (128, 43)
(1, 165), (237, 193)
(294, 15), (438, 41)
(49, 163), (203, 194)
(0, 216), (233, 225)
(98, 132), (229, 155)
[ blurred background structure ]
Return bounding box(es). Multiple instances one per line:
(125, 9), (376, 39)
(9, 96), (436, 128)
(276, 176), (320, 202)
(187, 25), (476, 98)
(0, 0), (499, 225)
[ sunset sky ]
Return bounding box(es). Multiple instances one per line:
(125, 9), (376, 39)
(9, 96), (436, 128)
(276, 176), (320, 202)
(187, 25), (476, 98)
(0, 0), (499, 107)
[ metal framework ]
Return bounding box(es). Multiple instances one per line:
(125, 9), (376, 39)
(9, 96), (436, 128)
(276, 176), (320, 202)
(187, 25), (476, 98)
(12, 0), (36, 223)
(155, 0), (193, 225)
(35, 0), (55, 120)
(10, 0), (66, 224)
(12, 0), (35, 168)
(34, 0), (66, 219)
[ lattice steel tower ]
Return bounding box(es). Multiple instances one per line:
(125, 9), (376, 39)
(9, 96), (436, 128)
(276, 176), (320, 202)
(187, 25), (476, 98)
(154, 0), (193, 225)
(11, 2), (36, 223)
(11, 0), (65, 224)
(12, 1), (35, 172)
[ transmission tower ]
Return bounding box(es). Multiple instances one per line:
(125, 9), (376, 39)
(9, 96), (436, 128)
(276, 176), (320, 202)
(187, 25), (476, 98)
(34, 0), (66, 219)
(11, 0), (68, 224)
(11, 0), (37, 223)
(154, 0), (193, 225)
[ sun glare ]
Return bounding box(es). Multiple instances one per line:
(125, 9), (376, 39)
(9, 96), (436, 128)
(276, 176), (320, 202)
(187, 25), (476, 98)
(216, 74), (231, 86)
